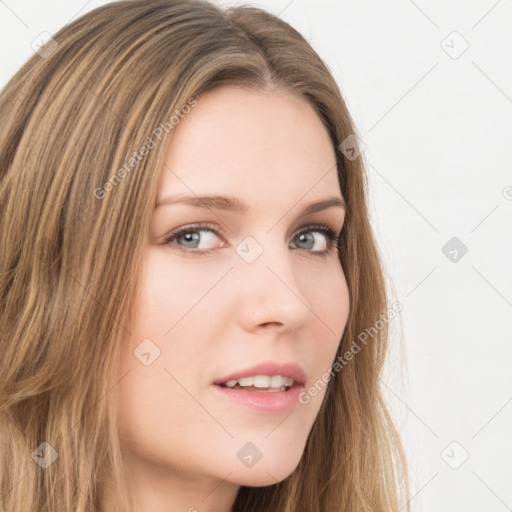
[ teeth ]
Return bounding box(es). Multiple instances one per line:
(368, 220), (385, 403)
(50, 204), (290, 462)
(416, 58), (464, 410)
(223, 375), (295, 389)
(269, 375), (283, 387)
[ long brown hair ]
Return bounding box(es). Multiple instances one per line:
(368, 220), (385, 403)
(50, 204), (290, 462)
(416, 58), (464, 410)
(0, 1), (410, 510)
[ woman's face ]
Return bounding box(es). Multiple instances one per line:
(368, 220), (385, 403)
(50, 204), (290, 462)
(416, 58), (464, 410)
(116, 85), (349, 504)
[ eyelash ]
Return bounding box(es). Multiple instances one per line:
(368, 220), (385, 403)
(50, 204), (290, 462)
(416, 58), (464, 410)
(163, 222), (342, 258)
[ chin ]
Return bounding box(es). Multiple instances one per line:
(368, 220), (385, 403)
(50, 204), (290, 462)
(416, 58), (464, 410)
(230, 455), (302, 487)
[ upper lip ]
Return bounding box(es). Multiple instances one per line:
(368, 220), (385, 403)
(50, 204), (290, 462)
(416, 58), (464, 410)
(213, 361), (307, 386)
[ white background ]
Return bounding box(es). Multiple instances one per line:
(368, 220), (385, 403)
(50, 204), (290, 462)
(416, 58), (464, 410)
(1, 1), (511, 510)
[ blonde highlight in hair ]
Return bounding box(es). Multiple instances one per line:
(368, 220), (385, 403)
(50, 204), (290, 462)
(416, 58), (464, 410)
(0, 1), (410, 510)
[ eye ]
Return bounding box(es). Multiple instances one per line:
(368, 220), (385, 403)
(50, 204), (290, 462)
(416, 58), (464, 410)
(163, 222), (342, 257)
(290, 224), (340, 256)
(164, 222), (225, 255)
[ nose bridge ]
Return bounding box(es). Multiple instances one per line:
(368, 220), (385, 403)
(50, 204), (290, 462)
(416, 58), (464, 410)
(233, 231), (309, 328)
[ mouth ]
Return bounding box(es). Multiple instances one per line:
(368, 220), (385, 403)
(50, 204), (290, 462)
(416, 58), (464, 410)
(213, 361), (306, 391)
(217, 375), (296, 393)
(211, 362), (306, 413)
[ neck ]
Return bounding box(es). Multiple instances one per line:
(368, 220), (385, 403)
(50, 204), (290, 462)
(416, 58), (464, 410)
(98, 463), (240, 512)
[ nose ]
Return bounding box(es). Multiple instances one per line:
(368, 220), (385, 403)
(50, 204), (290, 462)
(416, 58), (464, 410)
(232, 235), (311, 333)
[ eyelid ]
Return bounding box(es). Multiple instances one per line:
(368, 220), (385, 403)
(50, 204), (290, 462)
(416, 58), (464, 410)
(164, 221), (227, 242)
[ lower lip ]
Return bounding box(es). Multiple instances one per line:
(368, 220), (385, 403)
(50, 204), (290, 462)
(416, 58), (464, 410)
(211, 383), (304, 414)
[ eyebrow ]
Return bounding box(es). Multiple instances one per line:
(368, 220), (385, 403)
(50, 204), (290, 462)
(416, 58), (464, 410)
(155, 194), (346, 216)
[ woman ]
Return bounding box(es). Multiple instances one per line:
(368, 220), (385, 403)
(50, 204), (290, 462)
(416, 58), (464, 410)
(0, 0), (410, 510)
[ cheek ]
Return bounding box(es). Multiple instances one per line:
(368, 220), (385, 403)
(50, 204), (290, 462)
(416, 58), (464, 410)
(129, 251), (220, 338)
(309, 261), (350, 338)
(302, 262), (349, 394)
(118, 255), (218, 405)
(115, 254), (215, 463)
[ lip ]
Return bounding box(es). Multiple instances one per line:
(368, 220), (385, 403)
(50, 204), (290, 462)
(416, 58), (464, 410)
(211, 382), (304, 414)
(211, 361), (307, 414)
(213, 361), (307, 386)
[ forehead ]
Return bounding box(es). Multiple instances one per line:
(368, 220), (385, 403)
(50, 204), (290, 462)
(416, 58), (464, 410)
(157, 85), (340, 202)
